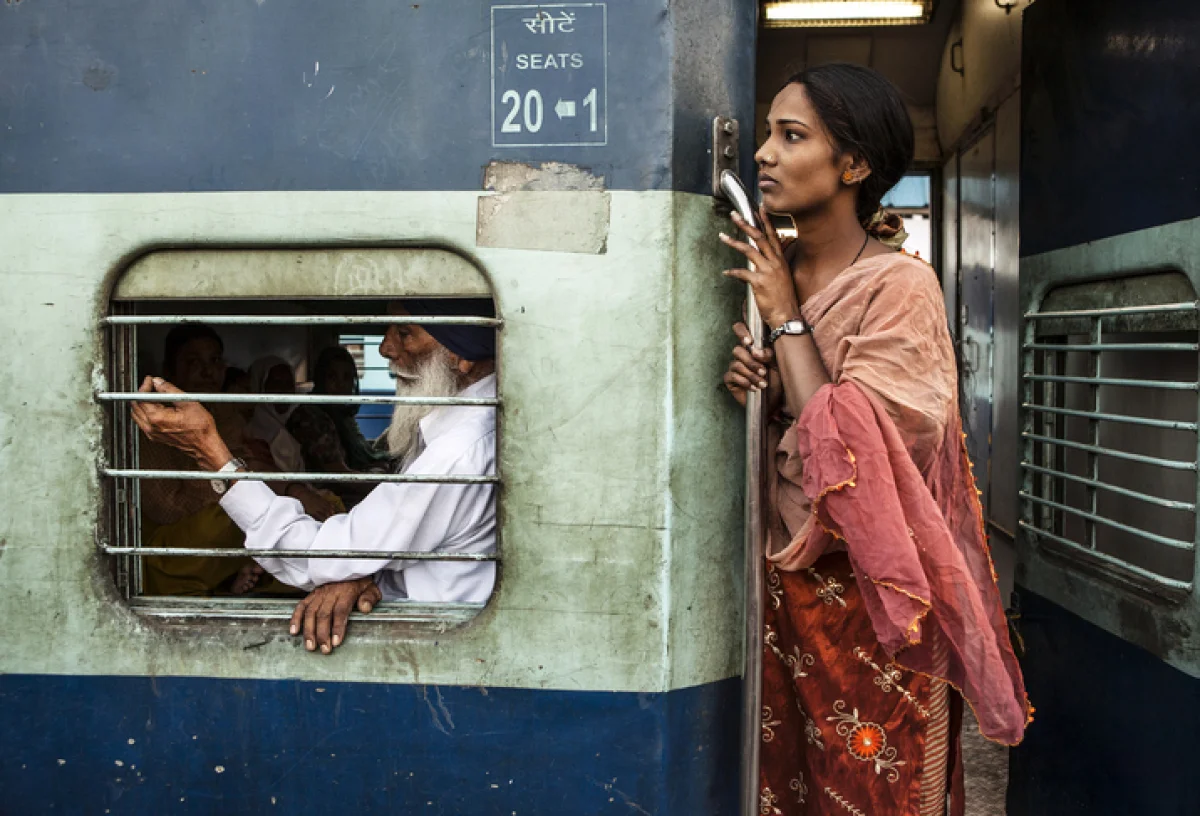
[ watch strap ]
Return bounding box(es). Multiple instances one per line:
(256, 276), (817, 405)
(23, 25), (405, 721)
(767, 318), (811, 344)
(210, 457), (247, 496)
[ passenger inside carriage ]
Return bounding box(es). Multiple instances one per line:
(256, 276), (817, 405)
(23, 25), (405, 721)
(285, 346), (394, 510)
(138, 324), (317, 596)
(131, 299), (498, 651)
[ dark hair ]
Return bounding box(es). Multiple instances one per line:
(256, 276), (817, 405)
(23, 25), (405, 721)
(223, 366), (249, 390)
(784, 63), (914, 225)
(162, 324), (224, 376)
(313, 346), (360, 395)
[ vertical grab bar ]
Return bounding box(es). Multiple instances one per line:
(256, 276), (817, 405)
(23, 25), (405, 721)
(719, 170), (766, 816)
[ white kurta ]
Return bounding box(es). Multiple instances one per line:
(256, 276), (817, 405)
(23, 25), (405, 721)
(219, 374), (497, 603)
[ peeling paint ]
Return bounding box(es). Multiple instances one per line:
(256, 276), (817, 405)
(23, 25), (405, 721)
(482, 160), (605, 193)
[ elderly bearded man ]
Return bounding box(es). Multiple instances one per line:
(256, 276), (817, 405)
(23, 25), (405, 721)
(132, 299), (497, 653)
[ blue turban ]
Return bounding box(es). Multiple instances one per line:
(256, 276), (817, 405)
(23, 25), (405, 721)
(402, 298), (497, 362)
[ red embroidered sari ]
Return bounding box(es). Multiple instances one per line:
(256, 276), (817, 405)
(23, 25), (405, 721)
(758, 253), (1031, 816)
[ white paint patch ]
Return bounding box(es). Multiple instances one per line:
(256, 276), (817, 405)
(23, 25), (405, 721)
(476, 191), (610, 254)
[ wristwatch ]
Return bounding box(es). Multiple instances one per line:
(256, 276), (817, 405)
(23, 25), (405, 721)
(767, 317), (811, 344)
(210, 458), (247, 496)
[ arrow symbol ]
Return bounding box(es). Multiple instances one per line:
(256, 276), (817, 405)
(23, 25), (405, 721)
(555, 99), (576, 119)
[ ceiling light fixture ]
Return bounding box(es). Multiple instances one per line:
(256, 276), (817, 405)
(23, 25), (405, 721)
(762, 1), (933, 28)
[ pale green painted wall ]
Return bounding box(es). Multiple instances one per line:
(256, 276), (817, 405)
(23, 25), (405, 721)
(0, 190), (746, 693)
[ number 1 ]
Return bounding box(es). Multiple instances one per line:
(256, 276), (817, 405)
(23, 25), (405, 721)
(583, 88), (597, 132)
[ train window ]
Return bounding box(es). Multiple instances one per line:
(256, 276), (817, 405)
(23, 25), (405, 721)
(1020, 272), (1198, 602)
(101, 249), (500, 627)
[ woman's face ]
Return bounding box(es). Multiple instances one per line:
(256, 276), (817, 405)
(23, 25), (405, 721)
(263, 364), (295, 395)
(754, 83), (851, 217)
(171, 337), (225, 394)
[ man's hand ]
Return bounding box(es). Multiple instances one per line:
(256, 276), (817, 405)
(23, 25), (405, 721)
(289, 577), (382, 654)
(130, 377), (233, 471)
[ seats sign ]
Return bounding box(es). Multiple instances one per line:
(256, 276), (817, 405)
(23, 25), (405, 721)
(491, 3), (608, 147)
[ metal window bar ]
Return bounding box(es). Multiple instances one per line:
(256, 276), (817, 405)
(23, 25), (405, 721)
(1086, 321), (1100, 551)
(103, 315), (502, 327)
(98, 392), (497, 406)
(1023, 301), (1199, 320)
(127, 596), (486, 626)
(1020, 432), (1196, 471)
(1022, 404), (1198, 432)
(1024, 342), (1199, 353)
(1021, 462), (1196, 512)
(1019, 492), (1194, 552)
(1023, 374), (1198, 391)
(103, 547), (496, 560)
(1020, 522), (1193, 595)
(1020, 298), (1199, 590)
(102, 469), (497, 484)
(102, 309), (502, 601)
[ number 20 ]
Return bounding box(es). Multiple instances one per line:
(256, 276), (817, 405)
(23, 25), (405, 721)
(501, 90), (543, 133)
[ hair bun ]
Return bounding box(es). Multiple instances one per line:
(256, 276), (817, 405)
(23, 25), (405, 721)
(864, 209), (908, 250)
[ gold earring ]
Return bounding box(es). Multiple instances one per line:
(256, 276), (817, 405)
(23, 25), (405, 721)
(842, 170), (855, 184)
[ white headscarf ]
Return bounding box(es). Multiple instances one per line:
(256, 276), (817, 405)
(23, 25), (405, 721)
(245, 356), (306, 473)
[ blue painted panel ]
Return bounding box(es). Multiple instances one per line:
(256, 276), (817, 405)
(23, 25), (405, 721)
(0, 674), (738, 815)
(1020, 0), (1200, 257)
(0, 1), (755, 195)
(1007, 589), (1200, 815)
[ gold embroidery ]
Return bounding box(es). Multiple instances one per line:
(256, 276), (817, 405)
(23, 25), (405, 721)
(807, 568), (847, 608)
(827, 700), (906, 782)
(789, 773), (808, 804)
(824, 787), (868, 816)
(767, 565), (783, 610)
(797, 699), (826, 751)
(761, 706), (782, 744)
(766, 625), (815, 680)
(852, 646), (930, 718)
(759, 786), (783, 815)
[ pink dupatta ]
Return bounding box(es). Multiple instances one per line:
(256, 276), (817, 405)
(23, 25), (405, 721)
(767, 252), (1031, 745)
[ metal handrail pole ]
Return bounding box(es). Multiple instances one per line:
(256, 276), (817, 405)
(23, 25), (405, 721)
(717, 169), (766, 816)
(741, 287), (766, 816)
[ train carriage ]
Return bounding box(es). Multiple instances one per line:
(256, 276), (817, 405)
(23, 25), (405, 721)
(0, 2), (754, 812)
(2, 0), (1199, 813)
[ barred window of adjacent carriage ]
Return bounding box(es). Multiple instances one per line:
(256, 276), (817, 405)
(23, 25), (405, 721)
(1020, 272), (1198, 602)
(100, 249), (500, 626)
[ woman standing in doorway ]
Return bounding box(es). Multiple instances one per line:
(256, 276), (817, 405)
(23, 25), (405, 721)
(721, 64), (1030, 815)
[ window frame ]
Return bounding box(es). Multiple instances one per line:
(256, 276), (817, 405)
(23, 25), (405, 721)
(1020, 275), (1199, 604)
(100, 249), (501, 625)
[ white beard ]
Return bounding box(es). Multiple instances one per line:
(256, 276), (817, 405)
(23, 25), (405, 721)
(385, 347), (462, 462)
